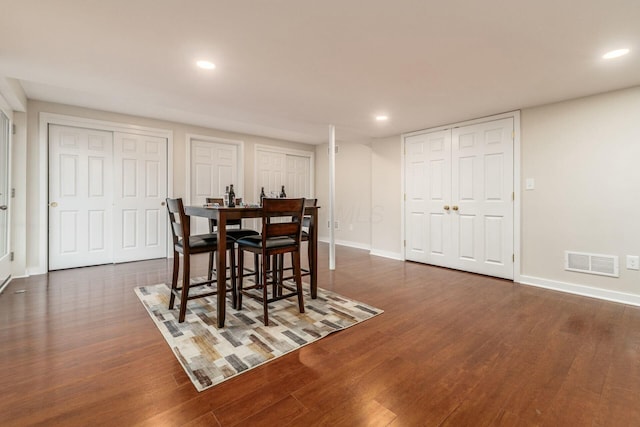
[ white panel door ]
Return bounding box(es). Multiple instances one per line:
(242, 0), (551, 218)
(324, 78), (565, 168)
(285, 154), (311, 197)
(404, 130), (451, 264)
(0, 111), (11, 285)
(256, 150), (286, 197)
(451, 118), (514, 279)
(404, 117), (514, 279)
(113, 132), (168, 263)
(190, 139), (239, 234)
(49, 125), (113, 269)
(256, 150), (312, 199)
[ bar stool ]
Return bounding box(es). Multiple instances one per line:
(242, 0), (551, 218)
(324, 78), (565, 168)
(236, 198), (306, 325)
(166, 198), (237, 323)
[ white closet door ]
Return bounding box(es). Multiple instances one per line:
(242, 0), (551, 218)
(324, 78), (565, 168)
(256, 150), (286, 197)
(451, 118), (514, 279)
(285, 154), (311, 197)
(190, 139), (239, 234)
(113, 132), (168, 263)
(404, 130), (451, 264)
(49, 125), (113, 269)
(256, 150), (312, 198)
(404, 117), (514, 280)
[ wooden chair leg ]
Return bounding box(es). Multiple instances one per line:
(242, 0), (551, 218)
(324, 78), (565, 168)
(207, 251), (214, 281)
(179, 254), (191, 322)
(293, 250), (305, 313)
(169, 251), (180, 309)
(229, 247), (237, 309)
(262, 253), (270, 325)
(272, 254), (279, 298)
(254, 253), (260, 285)
(237, 248), (244, 310)
(278, 254), (285, 296)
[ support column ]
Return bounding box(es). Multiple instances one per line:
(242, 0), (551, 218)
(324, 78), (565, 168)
(328, 124), (336, 270)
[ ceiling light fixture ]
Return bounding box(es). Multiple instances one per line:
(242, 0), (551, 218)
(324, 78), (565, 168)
(375, 115), (389, 121)
(196, 60), (216, 70)
(602, 48), (630, 59)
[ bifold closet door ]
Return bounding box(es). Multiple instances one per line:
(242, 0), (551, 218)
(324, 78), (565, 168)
(404, 117), (514, 279)
(404, 129), (451, 265)
(189, 139), (239, 234)
(49, 125), (114, 270)
(113, 132), (168, 263)
(451, 118), (514, 279)
(49, 125), (168, 270)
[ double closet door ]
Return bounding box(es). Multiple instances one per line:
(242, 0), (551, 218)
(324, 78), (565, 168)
(49, 125), (168, 270)
(256, 149), (312, 198)
(405, 117), (514, 279)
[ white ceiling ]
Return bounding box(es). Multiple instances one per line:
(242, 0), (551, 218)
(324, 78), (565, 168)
(1, 0), (639, 144)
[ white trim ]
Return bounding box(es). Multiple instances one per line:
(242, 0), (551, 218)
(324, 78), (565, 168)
(0, 110), (12, 285)
(38, 112), (174, 274)
(400, 110), (521, 282)
(401, 110), (520, 138)
(512, 110), (522, 284)
(318, 237), (371, 252)
(370, 249), (404, 261)
(184, 133), (245, 204)
(253, 143), (315, 199)
(519, 275), (640, 307)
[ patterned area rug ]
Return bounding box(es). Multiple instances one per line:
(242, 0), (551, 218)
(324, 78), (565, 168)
(135, 283), (383, 391)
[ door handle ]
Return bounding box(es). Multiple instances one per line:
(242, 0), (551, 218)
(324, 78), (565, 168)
(50, 202), (58, 208)
(452, 205), (459, 211)
(443, 205), (450, 211)
(161, 201), (166, 206)
(0, 205), (7, 211)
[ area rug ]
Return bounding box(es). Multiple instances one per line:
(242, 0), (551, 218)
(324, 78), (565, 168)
(135, 283), (383, 391)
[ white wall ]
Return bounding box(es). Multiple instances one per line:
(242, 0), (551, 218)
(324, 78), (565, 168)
(365, 86), (640, 303)
(520, 86), (640, 300)
(22, 100), (314, 275)
(371, 136), (402, 259)
(316, 141), (372, 250)
(17, 87), (640, 305)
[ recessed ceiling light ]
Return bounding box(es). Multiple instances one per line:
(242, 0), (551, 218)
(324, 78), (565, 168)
(196, 60), (216, 70)
(375, 115), (389, 121)
(602, 48), (630, 59)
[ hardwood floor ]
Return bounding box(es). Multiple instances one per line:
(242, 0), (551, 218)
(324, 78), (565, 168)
(1, 244), (640, 426)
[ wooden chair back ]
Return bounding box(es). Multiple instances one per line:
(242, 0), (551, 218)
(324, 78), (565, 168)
(261, 198), (305, 243)
(166, 198), (189, 245)
(205, 197), (243, 231)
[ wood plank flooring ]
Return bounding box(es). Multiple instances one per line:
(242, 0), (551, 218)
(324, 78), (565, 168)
(1, 244), (640, 426)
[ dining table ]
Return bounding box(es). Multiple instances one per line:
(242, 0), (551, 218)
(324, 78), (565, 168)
(184, 203), (319, 328)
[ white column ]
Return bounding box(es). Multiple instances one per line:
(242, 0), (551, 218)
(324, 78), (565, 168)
(328, 124), (336, 270)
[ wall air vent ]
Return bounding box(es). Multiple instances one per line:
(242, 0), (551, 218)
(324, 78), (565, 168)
(565, 251), (619, 277)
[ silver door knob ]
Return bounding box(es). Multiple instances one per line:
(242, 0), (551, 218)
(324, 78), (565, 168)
(50, 202), (58, 207)
(0, 205), (7, 211)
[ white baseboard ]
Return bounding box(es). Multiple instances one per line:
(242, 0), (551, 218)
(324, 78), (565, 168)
(369, 249), (404, 261)
(317, 237), (403, 260)
(318, 237), (371, 251)
(519, 275), (640, 307)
